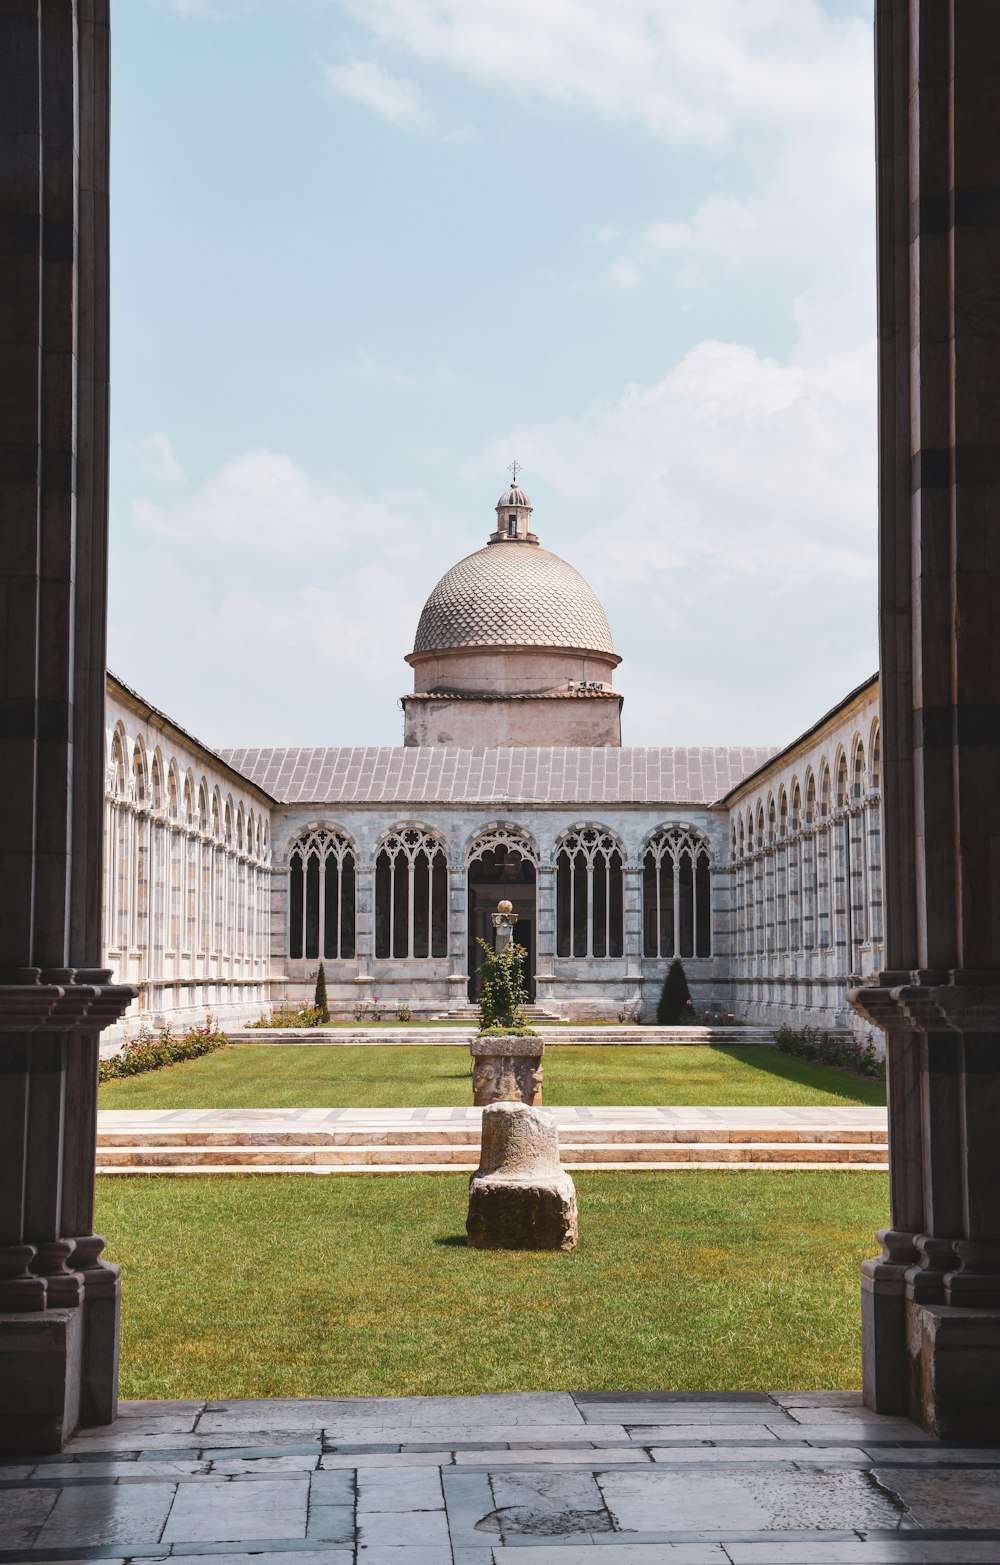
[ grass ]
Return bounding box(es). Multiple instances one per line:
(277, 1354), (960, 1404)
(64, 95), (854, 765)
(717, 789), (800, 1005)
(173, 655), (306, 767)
(98, 1043), (886, 1110)
(99, 1172), (886, 1399)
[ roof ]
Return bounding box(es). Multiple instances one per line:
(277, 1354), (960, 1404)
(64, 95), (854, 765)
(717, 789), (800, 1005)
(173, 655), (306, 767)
(217, 745), (778, 807)
(411, 542), (617, 657)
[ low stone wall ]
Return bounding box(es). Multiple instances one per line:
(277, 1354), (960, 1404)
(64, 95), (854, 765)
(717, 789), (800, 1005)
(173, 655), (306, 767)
(227, 1025), (776, 1047)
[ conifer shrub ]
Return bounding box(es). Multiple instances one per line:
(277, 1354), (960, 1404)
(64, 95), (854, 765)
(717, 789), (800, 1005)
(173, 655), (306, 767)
(313, 961), (330, 1023)
(476, 937), (533, 1034)
(657, 958), (693, 1025)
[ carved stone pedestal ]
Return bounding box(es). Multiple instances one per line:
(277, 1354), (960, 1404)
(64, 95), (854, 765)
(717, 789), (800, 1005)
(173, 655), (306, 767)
(471, 1036), (544, 1106)
(467, 1102), (577, 1251)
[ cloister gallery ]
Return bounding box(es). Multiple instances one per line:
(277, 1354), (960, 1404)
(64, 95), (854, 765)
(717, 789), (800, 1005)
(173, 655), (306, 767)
(103, 482), (883, 1040)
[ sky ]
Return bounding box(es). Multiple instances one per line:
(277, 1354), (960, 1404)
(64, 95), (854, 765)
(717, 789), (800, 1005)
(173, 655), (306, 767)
(108, 0), (878, 751)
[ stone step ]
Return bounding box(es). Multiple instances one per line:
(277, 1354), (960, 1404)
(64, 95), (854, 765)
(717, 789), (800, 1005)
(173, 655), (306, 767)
(95, 1124), (887, 1148)
(95, 1157), (889, 1176)
(94, 1139), (888, 1170)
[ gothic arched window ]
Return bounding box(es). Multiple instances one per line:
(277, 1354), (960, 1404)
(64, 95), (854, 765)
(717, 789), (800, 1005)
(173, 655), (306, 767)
(375, 828), (448, 959)
(556, 827), (624, 958)
(642, 827), (712, 958)
(288, 828), (357, 960)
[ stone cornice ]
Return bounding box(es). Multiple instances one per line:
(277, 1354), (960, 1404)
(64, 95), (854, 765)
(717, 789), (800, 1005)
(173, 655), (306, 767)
(0, 970), (136, 1034)
(849, 971), (1000, 1035)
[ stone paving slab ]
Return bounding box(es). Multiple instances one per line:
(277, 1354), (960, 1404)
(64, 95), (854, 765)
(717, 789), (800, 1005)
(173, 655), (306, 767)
(2, 1392), (998, 1562)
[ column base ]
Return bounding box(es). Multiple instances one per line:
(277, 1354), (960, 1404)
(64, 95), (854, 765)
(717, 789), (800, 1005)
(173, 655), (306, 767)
(906, 1301), (1000, 1439)
(862, 1265), (909, 1416)
(0, 1309), (82, 1454)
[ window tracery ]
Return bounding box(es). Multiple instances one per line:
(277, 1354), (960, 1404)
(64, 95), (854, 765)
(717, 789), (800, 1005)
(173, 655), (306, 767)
(288, 828), (357, 961)
(642, 827), (712, 959)
(556, 826), (624, 959)
(375, 827), (448, 959)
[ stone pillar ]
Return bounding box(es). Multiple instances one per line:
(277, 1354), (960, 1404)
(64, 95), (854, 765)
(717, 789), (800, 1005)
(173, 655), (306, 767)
(850, 0), (1000, 1439)
(446, 863), (468, 1007)
(0, 1), (133, 1453)
(622, 864), (643, 1014)
(533, 864), (557, 1011)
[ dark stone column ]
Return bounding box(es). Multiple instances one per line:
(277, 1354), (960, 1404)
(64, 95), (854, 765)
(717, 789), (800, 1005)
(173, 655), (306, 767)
(0, 0), (132, 1454)
(851, 0), (1000, 1438)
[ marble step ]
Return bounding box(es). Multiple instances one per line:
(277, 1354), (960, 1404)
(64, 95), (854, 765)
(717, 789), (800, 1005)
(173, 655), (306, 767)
(95, 1158), (889, 1175)
(94, 1139), (888, 1170)
(95, 1123), (887, 1147)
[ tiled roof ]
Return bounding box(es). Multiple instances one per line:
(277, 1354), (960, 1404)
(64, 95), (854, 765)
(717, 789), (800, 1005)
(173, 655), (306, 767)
(412, 543), (616, 656)
(218, 746), (778, 807)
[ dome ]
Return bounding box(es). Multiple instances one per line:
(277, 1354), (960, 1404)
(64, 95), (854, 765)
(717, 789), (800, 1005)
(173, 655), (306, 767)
(412, 542), (616, 656)
(496, 484), (532, 510)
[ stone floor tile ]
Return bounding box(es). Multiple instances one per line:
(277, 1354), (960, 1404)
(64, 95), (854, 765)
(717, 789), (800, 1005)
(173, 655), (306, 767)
(875, 1466), (1000, 1527)
(0, 1486), (58, 1546)
(0, 1464), (36, 1480)
(483, 1466), (611, 1542)
(725, 1544), (1000, 1563)
(356, 1504), (452, 1546)
(649, 1445), (871, 1465)
(768, 1421), (933, 1443)
(33, 1458), (208, 1480)
(865, 1447), (1000, 1466)
(160, 1474), (309, 1542)
(356, 1463), (444, 1510)
(597, 1465), (908, 1533)
(33, 1480), (177, 1546)
(440, 1464), (495, 1545)
(356, 1549), (459, 1563)
(625, 1424), (782, 1441)
(786, 1408), (927, 1429)
(63, 1428), (213, 1453)
(207, 1453), (320, 1473)
(143, 1554), (353, 1565)
(320, 1449), (449, 1469)
(455, 1446), (652, 1466)
(310, 1467), (357, 1506)
(306, 1501), (356, 1542)
(487, 1547), (730, 1563)
(773, 1392), (865, 1407)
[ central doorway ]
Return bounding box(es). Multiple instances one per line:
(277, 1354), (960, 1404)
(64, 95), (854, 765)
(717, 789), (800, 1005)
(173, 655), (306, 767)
(467, 836), (537, 1002)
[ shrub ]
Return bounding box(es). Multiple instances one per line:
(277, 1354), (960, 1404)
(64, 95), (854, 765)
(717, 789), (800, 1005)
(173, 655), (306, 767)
(774, 1024), (885, 1080)
(657, 959), (692, 1025)
(100, 1018), (228, 1082)
(313, 962), (330, 1024)
(476, 937), (529, 1032)
(252, 1003), (324, 1029)
(396, 1004), (412, 1022)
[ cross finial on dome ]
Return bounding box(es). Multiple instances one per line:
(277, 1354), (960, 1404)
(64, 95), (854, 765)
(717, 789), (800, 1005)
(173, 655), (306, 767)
(508, 458), (521, 485)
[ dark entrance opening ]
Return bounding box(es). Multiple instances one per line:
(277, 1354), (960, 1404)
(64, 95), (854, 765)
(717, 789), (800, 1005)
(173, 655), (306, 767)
(467, 845), (537, 1002)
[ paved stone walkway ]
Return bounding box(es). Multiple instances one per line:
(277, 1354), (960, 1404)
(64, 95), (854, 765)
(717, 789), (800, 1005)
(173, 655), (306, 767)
(3, 1392), (999, 1562)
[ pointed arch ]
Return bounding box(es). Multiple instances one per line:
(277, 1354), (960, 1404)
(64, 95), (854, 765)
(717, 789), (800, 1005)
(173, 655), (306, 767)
(642, 824), (712, 960)
(555, 824), (625, 959)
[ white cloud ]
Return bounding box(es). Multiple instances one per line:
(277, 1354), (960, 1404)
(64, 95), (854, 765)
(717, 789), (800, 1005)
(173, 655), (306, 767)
(465, 330), (878, 744)
(325, 58), (433, 130)
(134, 432), (186, 485)
(133, 449), (427, 556)
(340, 0), (870, 146)
(342, 350), (458, 392)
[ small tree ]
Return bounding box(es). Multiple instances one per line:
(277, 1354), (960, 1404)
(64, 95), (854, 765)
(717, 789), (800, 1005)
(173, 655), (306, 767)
(657, 958), (692, 1025)
(476, 937), (529, 1032)
(313, 961), (330, 1024)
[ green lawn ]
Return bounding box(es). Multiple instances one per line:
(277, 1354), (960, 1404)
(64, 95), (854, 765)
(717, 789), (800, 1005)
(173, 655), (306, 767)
(98, 1043), (886, 1110)
(99, 1172), (885, 1399)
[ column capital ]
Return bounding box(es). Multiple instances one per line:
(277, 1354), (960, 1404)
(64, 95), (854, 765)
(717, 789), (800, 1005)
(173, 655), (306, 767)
(850, 971), (1000, 1035)
(0, 971), (135, 1034)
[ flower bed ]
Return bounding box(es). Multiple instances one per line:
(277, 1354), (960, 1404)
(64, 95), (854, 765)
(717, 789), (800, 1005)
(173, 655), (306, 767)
(774, 1024), (885, 1080)
(99, 1019), (228, 1081)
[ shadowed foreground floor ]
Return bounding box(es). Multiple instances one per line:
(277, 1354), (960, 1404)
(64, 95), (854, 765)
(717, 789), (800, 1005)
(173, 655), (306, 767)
(2, 1391), (999, 1563)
